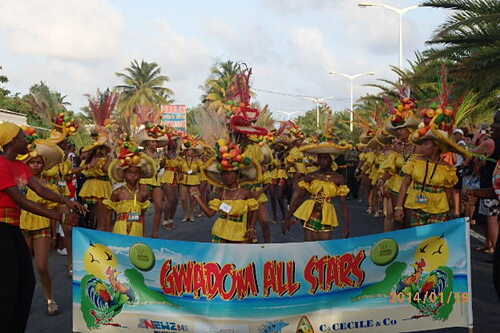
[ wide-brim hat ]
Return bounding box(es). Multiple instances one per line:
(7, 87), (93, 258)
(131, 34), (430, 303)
(202, 157), (262, 188)
(108, 152), (156, 183)
(385, 113), (420, 135)
(367, 131), (394, 149)
(19, 141), (65, 170)
(134, 129), (168, 146)
(299, 142), (352, 155)
(81, 135), (112, 153)
(410, 128), (472, 158)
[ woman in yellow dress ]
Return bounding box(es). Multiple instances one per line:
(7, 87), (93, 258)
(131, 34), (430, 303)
(161, 141), (180, 230)
(192, 140), (260, 243)
(378, 96), (419, 231)
(20, 141), (65, 316)
(178, 136), (204, 223)
(135, 124), (169, 238)
(104, 140), (156, 237)
(284, 141), (351, 241)
(270, 142), (289, 223)
(79, 133), (113, 231)
(395, 103), (471, 226)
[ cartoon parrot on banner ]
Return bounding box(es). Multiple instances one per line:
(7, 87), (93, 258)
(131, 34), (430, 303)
(80, 243), (176, 329)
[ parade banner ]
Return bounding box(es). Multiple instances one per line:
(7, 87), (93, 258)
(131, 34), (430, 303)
(72, 219), (472, 333)
(160, 105), (187, 133)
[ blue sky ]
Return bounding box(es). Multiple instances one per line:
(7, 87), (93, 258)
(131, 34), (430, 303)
(0, 0), (449, 120)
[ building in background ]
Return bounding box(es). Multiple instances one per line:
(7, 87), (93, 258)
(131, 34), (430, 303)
(161, 105), (187, 133)
(0, 108), (27, 126)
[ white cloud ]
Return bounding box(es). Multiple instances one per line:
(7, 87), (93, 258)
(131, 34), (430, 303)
(0, 0), (124, 60)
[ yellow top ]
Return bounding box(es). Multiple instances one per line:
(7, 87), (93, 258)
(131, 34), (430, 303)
(369, 154), (385, 185)
(293, 179), (349, 227)
(103, 198), (150, 237)
(160, 158), (179, 184)
(379, 151), (406, 193)
(361, 151), (375, 174)
(287, 147), (307, 174)
(42, 159), (72, 196)
(20, 183), (59, 231)
(209, 198), (259, 242)
(402, 158), (458, 214)
(140, 156), (161, 187)
(80, 158), (112, 199)
(178, 158), (204, 186)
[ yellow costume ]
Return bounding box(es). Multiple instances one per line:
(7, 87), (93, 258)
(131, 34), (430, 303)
(209, 198), (259, 242)
(80, 158), (112, 200)
(103, 198), (150, 237)
(21, 183), (59, 239)
(293, 179), (349, 232)
(43, 159), (72, 196)
(178, 158), (203, 186)
(369, 153), (385, 185)
(379, 151), (406, 193)
(286, 147), (307, 174)
(361, 151), (375, 175)
(140, 156), (161, 187)
(160, 158), (179, 185)
(402, 158), (457, 215)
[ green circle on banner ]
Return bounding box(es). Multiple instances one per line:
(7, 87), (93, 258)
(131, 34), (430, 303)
(129, 243), (155, 271)
(370, 238), (399, 266)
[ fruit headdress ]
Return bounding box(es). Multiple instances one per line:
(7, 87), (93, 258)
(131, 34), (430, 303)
(108, 138), (156, 183)
(410, 68), (471, 158)
(47, 111), (80, 144)
(225, 64), (268, 138)
(384, 86), (419, 134)
(214, 139), (252, 172)
(18, 127), (65, 170)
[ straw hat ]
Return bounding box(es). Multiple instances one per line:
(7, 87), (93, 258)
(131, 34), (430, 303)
(299, 141), (352, 155)
(108, 140), (156, 183)
(18, 141), (65, 170)
(202, 157), (262, 188)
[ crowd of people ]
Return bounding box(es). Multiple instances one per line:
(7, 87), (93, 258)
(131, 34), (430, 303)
(0, 67), (499, 332)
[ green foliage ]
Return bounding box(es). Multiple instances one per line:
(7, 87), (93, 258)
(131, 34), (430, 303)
(115, 60), (174, 117)
(202, 60), (241, 114)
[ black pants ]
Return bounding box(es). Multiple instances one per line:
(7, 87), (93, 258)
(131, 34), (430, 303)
(0, 223), (35, 332)
(494, 240), (500, 301)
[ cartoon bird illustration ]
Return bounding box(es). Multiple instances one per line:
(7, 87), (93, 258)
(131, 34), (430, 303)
(399, 235), (455, 321)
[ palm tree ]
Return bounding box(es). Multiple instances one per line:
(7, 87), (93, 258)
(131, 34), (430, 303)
(115, 60), (174, 116)
(25, 81), (70, 127)
(202, 60), (242, 114)
(423, 0), (500, 95)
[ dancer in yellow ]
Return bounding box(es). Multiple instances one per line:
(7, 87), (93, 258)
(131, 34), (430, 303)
(395, 83), (471, 226)
(178, 135), (204, 222)
(192, 139), (260, 243)
(161, 141), (181, 230)
(104, 140), (156, 237)
(19, 136), (65, 316)
(285, 140), (352, 241)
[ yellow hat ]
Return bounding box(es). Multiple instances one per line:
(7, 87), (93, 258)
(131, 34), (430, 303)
(0, 122), (21, 149)
(18, 142), (65, 170)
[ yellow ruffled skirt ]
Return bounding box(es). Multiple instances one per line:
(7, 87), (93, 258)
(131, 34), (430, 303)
(386, 174), (403, 194)
(212, 217), (248, 242)
(294, 200), (339, 228)
(140, 176), (160, 187)
(20, 211), (51, 231)
(79, 179), (112, 199)
(180, 174), (201, 186)
(272, 169), (288, 179)
(113, 219), (143, 237)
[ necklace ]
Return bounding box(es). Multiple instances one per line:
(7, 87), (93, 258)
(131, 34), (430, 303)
(124, 184), (139, 207)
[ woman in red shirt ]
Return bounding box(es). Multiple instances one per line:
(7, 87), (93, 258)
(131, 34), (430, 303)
(0, 122), (84, 332)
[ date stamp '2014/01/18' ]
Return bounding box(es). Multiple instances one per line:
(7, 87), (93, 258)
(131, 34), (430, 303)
(389, 292), (470, 304)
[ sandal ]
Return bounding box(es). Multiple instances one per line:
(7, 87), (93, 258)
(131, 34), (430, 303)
(474, 246), (494, 254)
(47, 299), (59, 316)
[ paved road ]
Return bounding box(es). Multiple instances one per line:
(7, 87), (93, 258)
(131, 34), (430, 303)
(26, 199), (500, 333)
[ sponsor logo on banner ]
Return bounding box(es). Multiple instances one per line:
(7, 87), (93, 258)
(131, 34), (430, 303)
(195, 323), (249, 333)
(258, 320), (289, 333)
(318, 317), (398, 331)
(138, 318), (189, 332)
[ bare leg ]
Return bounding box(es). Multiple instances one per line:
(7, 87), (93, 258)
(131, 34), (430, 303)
(152, 187), (163, 238)
(33, 237), (53, 301)
(487, 216), (499, 250)
(269, 183), (278, 222)
(257, 204), (271, 243)
(276, 182), (287, 222)
(179, 185), (194, 221)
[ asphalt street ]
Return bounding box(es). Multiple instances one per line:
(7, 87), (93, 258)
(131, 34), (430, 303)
(26, 199), (500, 333)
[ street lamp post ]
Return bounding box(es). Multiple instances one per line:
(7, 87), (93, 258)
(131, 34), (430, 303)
(358, 2), (420, 69)
(302, 96), (336, 128)
(328, 71), (375, 132)
(275, 110), (302, 121)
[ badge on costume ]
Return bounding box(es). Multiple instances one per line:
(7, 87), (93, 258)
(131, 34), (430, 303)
(128, 212), (140, 221)
(416, 194), (428, 204)
(58, 180), (67, 187)
(187, 170), (193, 175)
(219, 203), (232, 214)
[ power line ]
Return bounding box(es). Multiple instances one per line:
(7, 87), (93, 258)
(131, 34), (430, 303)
(254, 88), (350, 101)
